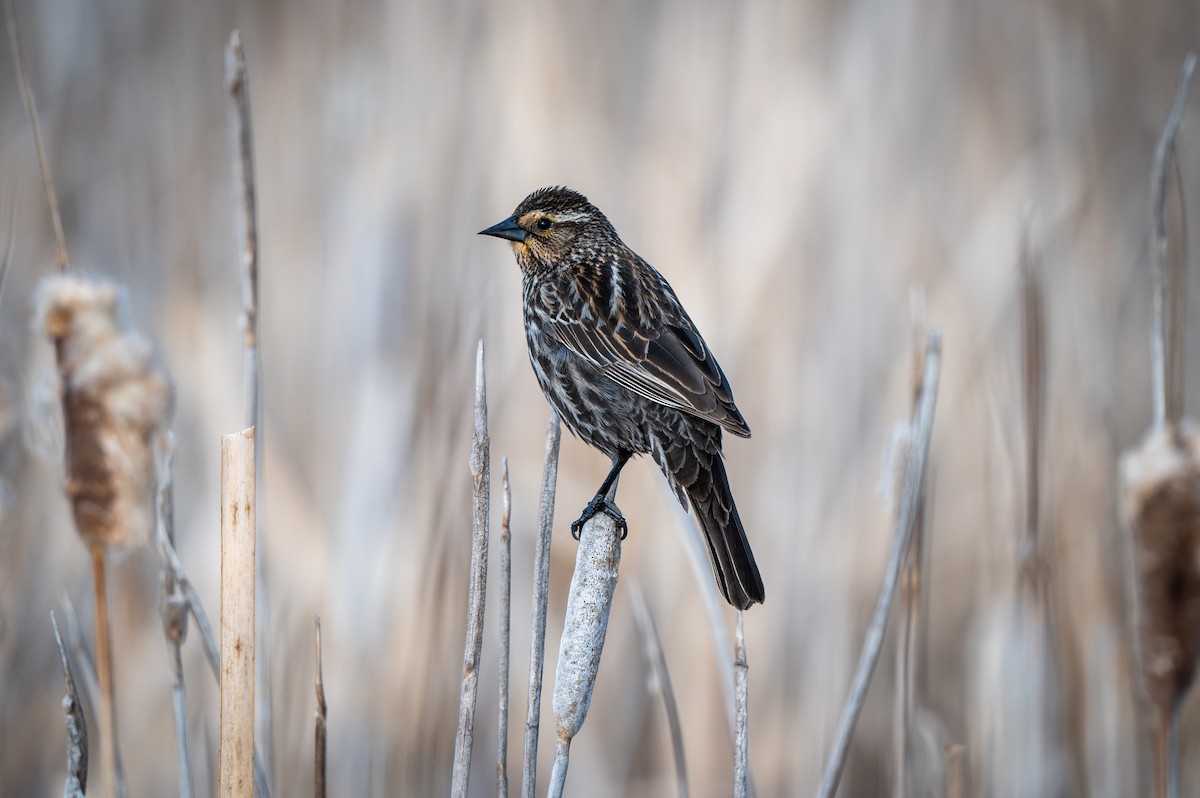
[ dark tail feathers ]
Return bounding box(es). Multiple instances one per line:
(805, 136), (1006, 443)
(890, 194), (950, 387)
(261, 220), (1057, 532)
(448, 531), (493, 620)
(684, 453), (765, 610)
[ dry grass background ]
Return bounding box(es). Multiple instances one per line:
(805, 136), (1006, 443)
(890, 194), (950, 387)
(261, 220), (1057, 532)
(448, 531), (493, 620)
(1, 0), (1199, 795)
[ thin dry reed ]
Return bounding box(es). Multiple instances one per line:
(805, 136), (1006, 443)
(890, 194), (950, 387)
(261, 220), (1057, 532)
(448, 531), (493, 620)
(733, 612), (750, 798)
(521, 412), (561, 798)
(156, 436), (195, 798)
(630, 586), (689, 798)
(894, 289), (929, 798)
(451, 340), (491, 797)
(498, 457), (513, 798)
(4, 0), (68, 271)
(314, 616), (327, 798)
(818, 331), (942, 798)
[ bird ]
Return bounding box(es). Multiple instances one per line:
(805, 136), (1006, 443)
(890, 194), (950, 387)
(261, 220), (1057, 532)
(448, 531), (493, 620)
(480, 186), (764, 609)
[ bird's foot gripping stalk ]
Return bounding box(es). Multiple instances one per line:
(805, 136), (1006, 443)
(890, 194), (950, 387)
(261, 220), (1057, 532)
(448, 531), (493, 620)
(570, 498), (628, 541)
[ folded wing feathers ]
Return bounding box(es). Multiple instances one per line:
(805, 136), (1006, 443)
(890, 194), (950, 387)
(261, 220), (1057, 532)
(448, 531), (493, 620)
(551, 278), (751, 437)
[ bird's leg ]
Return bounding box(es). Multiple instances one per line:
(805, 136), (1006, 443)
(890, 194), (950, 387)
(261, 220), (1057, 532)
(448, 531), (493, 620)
(571, 452), (631, 540)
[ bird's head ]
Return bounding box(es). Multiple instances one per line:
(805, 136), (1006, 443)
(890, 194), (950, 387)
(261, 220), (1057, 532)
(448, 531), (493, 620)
(479, 186), (615, 274)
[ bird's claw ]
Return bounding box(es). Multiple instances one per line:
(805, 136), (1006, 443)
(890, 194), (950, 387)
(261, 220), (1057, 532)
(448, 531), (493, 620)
(570, 499), (628, 541)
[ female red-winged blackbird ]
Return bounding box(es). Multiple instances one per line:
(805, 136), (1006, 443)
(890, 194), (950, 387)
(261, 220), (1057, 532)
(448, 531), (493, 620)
(480, 187), (764, 609)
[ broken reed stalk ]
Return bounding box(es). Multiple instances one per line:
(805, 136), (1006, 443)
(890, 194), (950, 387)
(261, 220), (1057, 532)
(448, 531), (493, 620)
(548, 510), (623, 798)
(733, 612), (750, 798)
(4, 0), (68, 272)
(165, 525), (271, 797)
(225, 32), (273, 790)
(314, 616), (327, 798)
(165, 546), (269, 794)
(219, 428), (256, 798)
(498, 457), (513, 798)
(452, 341), (491, 798)
(817, 331), (942, 798)
(59, 597), (99, 715)
(52, 611), (88, 798)
(630, 586), (689, 798)
(521, 411), (562, 798)
(156, 437), (195, 798)
(1119, 51), (1198, 798)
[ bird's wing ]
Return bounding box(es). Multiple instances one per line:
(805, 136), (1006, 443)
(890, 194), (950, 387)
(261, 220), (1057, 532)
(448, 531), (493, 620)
(550, 260), (751, 438)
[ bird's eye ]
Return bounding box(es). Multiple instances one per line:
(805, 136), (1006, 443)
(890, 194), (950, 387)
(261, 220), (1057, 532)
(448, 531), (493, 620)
(536, 218), (553, 231)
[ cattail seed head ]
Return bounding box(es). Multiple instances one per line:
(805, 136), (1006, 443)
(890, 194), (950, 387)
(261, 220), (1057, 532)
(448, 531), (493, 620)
(1120, 421), (1200, 711)
(35, 274), (172, 550)
(553, 512), (623, 743)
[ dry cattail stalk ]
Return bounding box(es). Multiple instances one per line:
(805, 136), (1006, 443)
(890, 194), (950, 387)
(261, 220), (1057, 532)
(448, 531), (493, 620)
(548, 509), (623, 798)
(37, 273), (171, 798)
(1118, 51), (1198, 798)
(37, 275), (172, 549)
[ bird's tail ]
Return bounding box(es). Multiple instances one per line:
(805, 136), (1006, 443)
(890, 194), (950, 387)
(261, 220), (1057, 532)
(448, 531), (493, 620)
(682, 453), (765, 610)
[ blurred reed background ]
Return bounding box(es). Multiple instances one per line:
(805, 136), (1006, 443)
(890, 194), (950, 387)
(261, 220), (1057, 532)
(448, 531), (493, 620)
(1, 0), (1199, 795)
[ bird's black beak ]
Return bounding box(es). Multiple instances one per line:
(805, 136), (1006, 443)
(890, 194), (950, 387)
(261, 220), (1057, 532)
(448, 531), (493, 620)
(478, 216), (527, 243)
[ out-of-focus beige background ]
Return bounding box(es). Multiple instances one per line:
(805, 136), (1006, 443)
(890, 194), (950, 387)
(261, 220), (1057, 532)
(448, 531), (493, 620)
(1, 0), (1199, 795)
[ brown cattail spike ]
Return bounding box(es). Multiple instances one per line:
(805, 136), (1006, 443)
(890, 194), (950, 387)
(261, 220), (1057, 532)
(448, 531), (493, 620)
(36, 275), (172, 549)
(1121, 422), (1200, 710)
